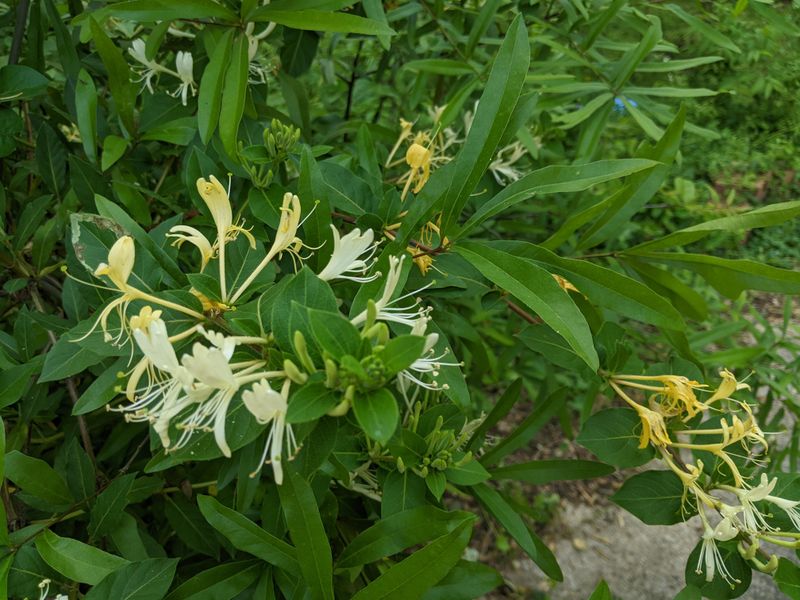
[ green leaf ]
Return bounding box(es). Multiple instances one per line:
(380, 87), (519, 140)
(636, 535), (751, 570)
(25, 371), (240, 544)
(249, 8), (396, 36)
(89, 474), (135, 540)
(277, 470), (334, 600)
(35, 125), (66, 198)
(338, 507), (473, 568)
(611, 16), (662, 88)
(352, 388), (399, 445)
(350, 518), (475, 600)
(89, 17), (136, 134)
(472, 484), (562, 581)
(72, 358), (124, 414)
(219, 34), (248, 159)
(628, 200), (800, 253)
(75, 69), (98, 164)
(554, 93), (614, 129)
(775, 558), (800, 599)
(39, 336), (105, 383)
(164, 495), (220, 559)
(0, 359), (41, 409)
(84, 558), (178, 600)
(0, 65), (49, 101)
(490, 241), (686, 331)
(164, 561), (261, 600)
(637, 56), (724, 72)
(402, 59), (475, 75)
(661, 4), (741, 53)
(287, 383), (340, 424)
(466, 379), (521, 451)
(420, 561), (503, 600)
(588, 580), (612, 600)
(308, 308), (362, 359)
(445, 459), (491, 486)
(460, 159), (658, 238)
(455, 243), (599, 370)
(632, 252), (800, 300)
(4, 451), (72, 506)
(578, 106), (685, 250)
(624, 86), (717, 98)
(103, 0), (238, 21)
(271, 267), (338, 351)
(197, 495), (299, 572)
(381, 470), (427, 518)
(438, 14), (529, 237)
(36, 529), (129, 585)
(612, 470), (691, 525)
(101, 135), (129, 172)
(577, 408), (656, 468)
(376, 335), (426, 375)
(198, 29), (234, 144)
(491, 459), (614, 484)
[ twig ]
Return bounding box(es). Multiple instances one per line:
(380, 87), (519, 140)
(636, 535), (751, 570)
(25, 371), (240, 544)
(505, 299), (542, 325)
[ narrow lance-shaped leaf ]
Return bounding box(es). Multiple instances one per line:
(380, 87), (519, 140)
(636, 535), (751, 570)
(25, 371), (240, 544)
(197, 29), (234, 145)
(438, 14), (530, 237)
(459, 159), (658, 239)
(277, 470), (334, 600)
(455, 242), (599, 370)
(218, 34), (248, 159)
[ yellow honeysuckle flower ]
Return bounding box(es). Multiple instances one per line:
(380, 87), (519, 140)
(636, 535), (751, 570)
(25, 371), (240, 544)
(95, 235), (135, 291)
(707, 369), (751, 404)
(633, 402), (672, 448)
(401, 142), (432, 200)
(612, 373), (707, 419)
(229, 192), (304, 305)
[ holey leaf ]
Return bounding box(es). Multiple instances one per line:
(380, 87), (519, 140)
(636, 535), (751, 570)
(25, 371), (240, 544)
(454, 242), (599, 370)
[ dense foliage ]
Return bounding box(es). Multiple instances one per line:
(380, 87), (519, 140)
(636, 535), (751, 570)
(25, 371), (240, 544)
(1, 1), (800, 599)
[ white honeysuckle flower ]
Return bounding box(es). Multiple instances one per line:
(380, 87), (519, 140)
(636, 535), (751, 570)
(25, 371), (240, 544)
(734, 473), (778, 533)
(489, 141), (527, 186)
(245, 21), (275, 83)
(242, 378), (298, 484)
(178, 342), (241, 456)
(128, 38), (167, 93)
(166, 225), (215, 271)
(317, 225), (379, 282)
(197, 325), (237, 360)
(113, 307), (196, 448)
(171, 51), (196, 106)
(696, 517), (740, 585)
(351, 255), (433, 327)
(764, 491), (800, 531)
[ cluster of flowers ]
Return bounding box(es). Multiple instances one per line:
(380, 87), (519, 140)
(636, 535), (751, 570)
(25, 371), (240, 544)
(609, 371), (800, 586)
(126, 21), (275, 105)
(383, 104), (529, 276)
(72, 176), (454, 484)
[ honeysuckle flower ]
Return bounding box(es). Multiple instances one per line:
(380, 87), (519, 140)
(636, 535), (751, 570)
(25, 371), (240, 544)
(166, 225), (215, 270)
(170, 51), (196, 105)
(764, 494), (800, 531)
(113, 307), (196, 447)
(317, 225), (379, 282)
(609, 380), (672, 448)
(612, 373), (708, 419)
(696, 514), (740, 585)
(489, 141), (527, 185)
(385, 118), (415, 167)
(243, 378), (298, 484)
(352, 255), (431, 327)
(128, 38), (168, 93)
(72, 236), (205, 345)
(734, 473), (777, 533)
(707, 369), (751, 404)
(229, 192), (303, 304)
(401, 141), (432, 200)
(245, 21), (275, 84)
